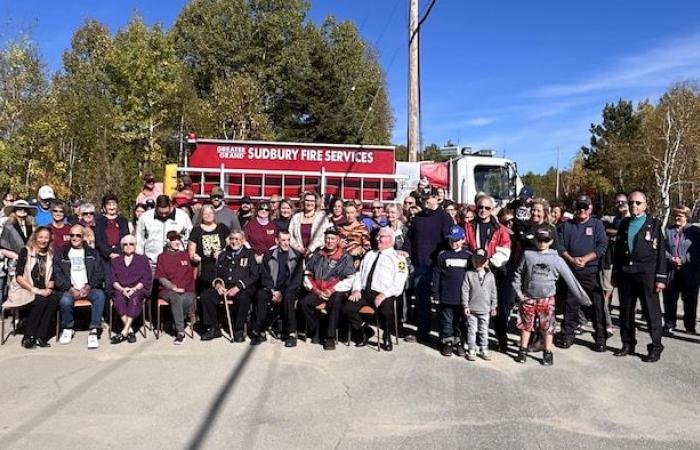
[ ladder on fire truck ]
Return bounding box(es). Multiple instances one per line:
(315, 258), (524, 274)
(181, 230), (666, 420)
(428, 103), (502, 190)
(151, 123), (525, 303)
(180, 164), (409, 205)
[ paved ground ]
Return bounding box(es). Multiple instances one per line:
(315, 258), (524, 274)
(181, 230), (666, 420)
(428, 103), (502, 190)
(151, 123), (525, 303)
(1, 308), (699, 449)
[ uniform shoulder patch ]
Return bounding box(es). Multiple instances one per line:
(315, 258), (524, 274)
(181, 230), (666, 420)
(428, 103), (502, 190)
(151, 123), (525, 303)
(398, 261), (407, 273)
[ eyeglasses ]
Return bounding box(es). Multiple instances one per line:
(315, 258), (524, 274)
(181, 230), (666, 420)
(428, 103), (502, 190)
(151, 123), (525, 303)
(501, 219), (514, 226)
(52, 209), (64, 213)
(629, 200), (644, 206)
(372, 206), (383, 210)
(403, 201), (415, 205)
(122, 242), (136, 247)
(4, 198), (15, 203)
(258, 207), (270, 211)
(615, 200), (627, 205)
(69, 233), (83, 238)
(477, 205), (492, 211)
(82, 212), (95, 216)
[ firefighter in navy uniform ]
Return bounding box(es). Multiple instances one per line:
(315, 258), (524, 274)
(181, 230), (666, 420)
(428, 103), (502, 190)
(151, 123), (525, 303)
(612, 191), (668, 362)
(199, 230), (259, 342)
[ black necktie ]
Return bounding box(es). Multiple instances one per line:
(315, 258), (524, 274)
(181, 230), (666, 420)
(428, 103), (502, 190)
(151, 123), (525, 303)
(364, 253), (381, 294)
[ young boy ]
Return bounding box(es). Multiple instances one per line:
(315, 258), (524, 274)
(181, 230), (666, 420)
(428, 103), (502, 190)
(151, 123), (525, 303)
(461, 248), (498, 361)
(513, 226), (591, 365)
(433, 225), (472, 357)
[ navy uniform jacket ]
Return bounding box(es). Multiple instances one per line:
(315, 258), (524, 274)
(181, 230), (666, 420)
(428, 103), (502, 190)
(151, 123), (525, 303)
(559, 217), (608, 273)
(613, 215), (667, 284)
(432, 247), (472, 305)
(214, 246), (260, 290)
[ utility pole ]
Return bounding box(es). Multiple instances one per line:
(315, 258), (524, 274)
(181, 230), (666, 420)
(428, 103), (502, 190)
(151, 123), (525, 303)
(408, 0), (419, 162)
(555, 146), (560, 199)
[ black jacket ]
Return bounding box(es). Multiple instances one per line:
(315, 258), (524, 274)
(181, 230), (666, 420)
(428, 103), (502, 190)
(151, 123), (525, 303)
(94, 214), (130, 260)
(54, 245), (105, 291)
(401, 207), (453, 267)
(613, 215), (668, 284)
(260, 247), (303, 295)
(214, 246), (260, 290)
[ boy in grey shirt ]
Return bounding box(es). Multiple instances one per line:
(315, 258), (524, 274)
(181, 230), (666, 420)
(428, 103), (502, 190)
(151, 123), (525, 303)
(513, 226), (591, 365)
(461, 248), (498, 361)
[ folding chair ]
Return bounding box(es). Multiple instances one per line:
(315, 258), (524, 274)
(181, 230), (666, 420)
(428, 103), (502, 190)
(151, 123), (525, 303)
(107, 298), (150, 339)
(155, 297), (197, 340)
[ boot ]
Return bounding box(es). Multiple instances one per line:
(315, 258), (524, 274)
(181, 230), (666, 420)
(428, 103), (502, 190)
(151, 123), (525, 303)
(542, 350), (554, 366)
(515, 347), (528, 363)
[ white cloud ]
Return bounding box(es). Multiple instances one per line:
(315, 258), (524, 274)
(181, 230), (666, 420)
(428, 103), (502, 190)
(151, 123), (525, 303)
(529, 31), (700, 98)
(464, 116), (497, 127)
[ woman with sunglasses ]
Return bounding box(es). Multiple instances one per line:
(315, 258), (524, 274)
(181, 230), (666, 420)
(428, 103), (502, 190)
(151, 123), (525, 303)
(77, 202), (97, 248)
(188, 205), (230, 294)
(7, 227), (60, 349)
(1, 200), (37, 280)
(109, 235), (152, 344)
(244, 200), (278, 263)
(48, 201), (71, 253)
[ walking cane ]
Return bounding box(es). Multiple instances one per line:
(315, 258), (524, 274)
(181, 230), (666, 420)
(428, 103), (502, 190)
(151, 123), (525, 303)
(213, 278), (235, 342)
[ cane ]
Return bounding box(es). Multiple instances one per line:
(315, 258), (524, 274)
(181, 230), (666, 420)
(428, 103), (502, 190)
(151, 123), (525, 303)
(213, 278), (235, 342)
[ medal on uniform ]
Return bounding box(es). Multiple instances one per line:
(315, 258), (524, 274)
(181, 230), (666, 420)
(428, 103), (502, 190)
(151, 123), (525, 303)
(240, 257), (248, 267)
(645, 231), (652, 241)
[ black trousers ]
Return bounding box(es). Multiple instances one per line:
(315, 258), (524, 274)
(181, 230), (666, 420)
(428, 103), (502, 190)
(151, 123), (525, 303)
(253, 289), (298, 335)
(438, 304), (465, 343)
(618, 271), (663, 349)
(663, 268), (699, 332)
(200, 286), (255, 331)
(493, 269), (515, 344)
(563, 271), (607, 344)
(299, 291), (345, 339)
(25, 293), (59, 340)
(342, 290), (396, 336)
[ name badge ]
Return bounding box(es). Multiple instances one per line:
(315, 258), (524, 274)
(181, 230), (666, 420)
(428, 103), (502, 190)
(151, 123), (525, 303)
(180, 260), (188, 266)
(266, 229), (275, 235)
(585, 227), (593, 236)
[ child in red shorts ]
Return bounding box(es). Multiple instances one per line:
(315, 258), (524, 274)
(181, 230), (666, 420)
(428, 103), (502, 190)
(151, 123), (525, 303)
(513, 226), (591, 365)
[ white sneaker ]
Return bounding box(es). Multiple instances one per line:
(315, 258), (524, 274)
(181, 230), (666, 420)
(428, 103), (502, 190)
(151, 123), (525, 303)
(479, 348), (491, 361)
(87, 332), (99, 349)
(59, 329), (74, 345)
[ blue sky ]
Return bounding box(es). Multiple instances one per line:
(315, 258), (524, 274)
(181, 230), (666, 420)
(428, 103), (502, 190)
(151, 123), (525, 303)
(4, 0), (700, 173)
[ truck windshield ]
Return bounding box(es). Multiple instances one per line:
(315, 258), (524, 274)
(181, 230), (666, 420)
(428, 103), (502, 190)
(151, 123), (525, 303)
(474, 165), (510, 200)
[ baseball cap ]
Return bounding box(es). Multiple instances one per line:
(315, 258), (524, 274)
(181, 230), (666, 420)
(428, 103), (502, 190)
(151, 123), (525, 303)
(518, 186), (534, 201)
(240, 196), (252, 204)
(166, 230), (181, 241)
(473, 248), (488, 259)
(324, 226), (340, 236)
(535, 226), (553, 242)
(38, 185), (55, 201)
(210, 186), (225, 198)
(446, 225), (465, 241)
(418, 177), (429, 188)
(574, 195), (592, 210)
(143, 173), (156, 183)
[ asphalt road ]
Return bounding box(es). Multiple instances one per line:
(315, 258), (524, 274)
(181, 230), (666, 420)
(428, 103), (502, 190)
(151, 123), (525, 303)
(0, 310), (699, 449)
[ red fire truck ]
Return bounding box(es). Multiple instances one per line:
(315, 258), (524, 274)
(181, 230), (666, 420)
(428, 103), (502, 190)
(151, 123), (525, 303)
(173, 137), (521, 206)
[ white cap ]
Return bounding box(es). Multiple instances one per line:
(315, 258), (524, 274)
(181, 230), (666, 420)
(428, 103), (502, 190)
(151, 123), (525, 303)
(38, 185), (55, 200)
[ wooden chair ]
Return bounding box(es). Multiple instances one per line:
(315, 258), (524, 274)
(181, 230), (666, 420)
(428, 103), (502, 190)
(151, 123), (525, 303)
(1, 303), (29, 345)
(155, 297), (197, 340)
(56, 298), (93, 342)
(107, 298), (151, 339)
(346, 301), (400, 352)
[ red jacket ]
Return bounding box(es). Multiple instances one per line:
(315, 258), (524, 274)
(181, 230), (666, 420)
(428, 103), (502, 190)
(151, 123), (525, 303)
(464, 218), (511, 268)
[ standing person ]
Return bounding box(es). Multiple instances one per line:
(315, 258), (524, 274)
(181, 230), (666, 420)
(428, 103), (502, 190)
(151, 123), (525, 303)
(95, 194), (130, 308)
(361, 199), (387, 234)
(136, 195), (192, 268)
(135, 173), (162, 205)
(464, 195), (511, 270)
(401, 189), (454, 343)
(253, 230), (303, 346)
(78, 203), (97, 248)
(34, 185), (55, 226)
(513, 226), (591, 365)
(131, 203), (147, 235)
(385, 204), (406, 250)
(6, 227), (60, 349)
(200, 187), (240, 232)
(493, 208), (517, 352)
(273, 199), (295, 232)
(0, 191), (16, 304)
(188, 205), (229, 293)
(345, 227), (408, 351)
(402, 195), (417, 220)
(461, 248), (498, 361)
(269, 194), (283, 217)
(237, 196), (254, 229)
(433, 225), (472, 357)
(601, 193), (630, 335)
(550, 203), (565, 226)
(339, 201), (371, 267)
(244, 200), (278, 262)
(612, 191), (667, 362)
(443, 201), (459, 224)
(327, 197), (348, 227)
(109, 235), (152, 344)
(1, 200), (36, 280)
(155, 231), (196, 345)
(299, 228), (355, 350)
(54, 225), (106, 349)
(48, 201), (71, 253)
(663, 205), (700, 335)
(288, 191), (330, 257)
(557, 195), (609, 351)
(460, 205), (476, 226)
(199, 231), (259, 342)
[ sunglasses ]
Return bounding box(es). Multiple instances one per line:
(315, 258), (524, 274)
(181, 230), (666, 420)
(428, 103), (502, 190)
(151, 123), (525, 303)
(629, 200), (644, 206)
(52, 209), (65, 213)
(122, 242), (136, 247)
(69, 233), (83, 238)
(82, 212), (95, 216)
(615, 200), (627, 205)
(372, 206), (383, 210)
(501, 219), (514, 226)
(477, 205), (492, 211)
(4, 198), (15, 203)
(258, 207), (270, 211)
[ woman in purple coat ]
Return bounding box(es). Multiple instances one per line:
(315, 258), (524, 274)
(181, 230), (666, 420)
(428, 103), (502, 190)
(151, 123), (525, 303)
(110, 234), (152, 344)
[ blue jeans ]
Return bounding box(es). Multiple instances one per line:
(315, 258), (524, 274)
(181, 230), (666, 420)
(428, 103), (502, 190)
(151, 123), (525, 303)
(59, 289), (106, 329)
(412, 265), (434, 337)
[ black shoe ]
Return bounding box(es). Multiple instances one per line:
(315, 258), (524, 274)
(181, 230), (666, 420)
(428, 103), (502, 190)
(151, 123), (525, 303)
(323, 340), (336, 351)
(593, 343), (607, 353)
(498, 339), (509, 353)
(403, 334), (417, 343)
(310, 335), (321, 345)
(515, 347), (528, 363)
(96, 327), (104, 340)
(662, 326), (675, 337)
(22, 336), (36, 349)
(440, 342), (453, 357)
(233, 330), (245, 343)
(127, 332), (137, 344)
(111, 334), (127, 345)
(613, 344), (635, 357)
(645, 344), (664, 363)
(35, 337), (51, 348)
(285, 336), (297, 347)
(542, 350), (554, 366)
(454, 345), (466, 357)
(355, 326), (374, 347)
(201, 328), (223, 341)
(555, 336), (573, 349)
(382, 336), (394, 352)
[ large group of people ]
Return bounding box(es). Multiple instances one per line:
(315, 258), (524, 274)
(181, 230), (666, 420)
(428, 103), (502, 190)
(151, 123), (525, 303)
(0, 173), (697, 367)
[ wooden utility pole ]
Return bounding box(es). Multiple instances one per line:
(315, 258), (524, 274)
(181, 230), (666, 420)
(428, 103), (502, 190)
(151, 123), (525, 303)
(555, 146), (560, 199)
(408, 0), (419, 162)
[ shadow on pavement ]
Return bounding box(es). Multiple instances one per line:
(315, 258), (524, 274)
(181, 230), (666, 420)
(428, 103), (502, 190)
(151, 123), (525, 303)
(186, 344), (256, 450)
